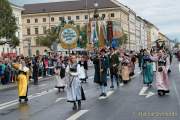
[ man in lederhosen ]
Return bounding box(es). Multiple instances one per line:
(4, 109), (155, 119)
(109, 48), (120, 88)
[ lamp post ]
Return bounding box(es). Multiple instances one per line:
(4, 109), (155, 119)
(94, 2), (99, 20)
(28, 39), (32, 57)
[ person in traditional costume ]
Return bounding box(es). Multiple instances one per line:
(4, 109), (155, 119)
(109, 48), (120, 88)
(129, 51), (136, 77)
(55, 64), (66, 92)
(121, 53), (130, 84)
(177, 50), (180, 72)
(155, 50), (170, 96)
(93, 49), (108, 96)
(78, 56), (87, 83)
(137, 49), (144, 70)
(142, 49), (154, 87)
(66, 55), (85, 110)
(17, 66), (29, 103)
(32, 57), (39, 85)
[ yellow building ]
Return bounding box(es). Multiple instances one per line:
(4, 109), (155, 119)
(158, 32), (171, 49)
(22, 0), (130, 55)
(144, 20), (159, 49)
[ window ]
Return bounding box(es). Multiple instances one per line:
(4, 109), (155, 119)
(35, 28), (39, 34)
(102, 14), (106, 19)
(68, 16), (71, 20)
(27, 28), (31, 35)
(43, 26), (47, 34)
(84, 15), (88, 20)
(27, 19), (30, 23)
(51, 26), (55, 30)
(16, 17), (19, 24)
(59, 17), (64, 21)
(35, 18), (38, 23)
(111, 13), (115, 17)
(76, 16), (80, 20)
(43, 18), (46, 22)
(51, 17), (54, 22)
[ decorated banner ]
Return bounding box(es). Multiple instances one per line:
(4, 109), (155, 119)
(99, 22), (106, 48)
(90, 21), (99, 47)
(107, 21), (113, 42)
(112, 21), (123, 39)
(59, 24), (79, 49)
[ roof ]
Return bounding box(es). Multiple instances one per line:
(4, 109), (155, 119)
(143, 19), (159, 30)
(23, 0), (119, 14)
(10, 3), (24, 10)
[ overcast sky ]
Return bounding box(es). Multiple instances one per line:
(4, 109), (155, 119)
(10, 0), (180, 41)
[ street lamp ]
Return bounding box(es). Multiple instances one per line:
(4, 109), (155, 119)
(93, 2), (99, 20)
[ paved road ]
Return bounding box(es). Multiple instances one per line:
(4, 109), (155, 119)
(0, 60), (180, 120)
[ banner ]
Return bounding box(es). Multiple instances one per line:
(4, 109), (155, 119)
(107, 21), (113, 45)
(59, 24), (79, 49)
(99, 23), (105, 48)
(90, 21), (99, 47)
(112, 21), (122, 39)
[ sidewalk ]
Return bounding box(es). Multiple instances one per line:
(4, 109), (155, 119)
(0, 76), (55, 91)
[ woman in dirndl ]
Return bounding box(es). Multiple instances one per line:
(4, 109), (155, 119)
(121, 53), (130, 84)
(155, 50), (170, 96)
(142, 50), (154, 87)
(66, 55), (85, 110)
(55, 60), (66, 92)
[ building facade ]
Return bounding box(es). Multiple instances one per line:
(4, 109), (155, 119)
(21, 0), (132, 55)
(135, 16), (141, 51)
(20, 0), (165, 54)
(0, 3), (24, 57)
(128, 9), (136, 50)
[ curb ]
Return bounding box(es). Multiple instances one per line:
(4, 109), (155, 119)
(0, 76), (55, 91)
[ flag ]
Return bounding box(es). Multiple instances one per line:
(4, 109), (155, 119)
(90, 21), (99, 47)
(99, 23), (105, 48)
(107, 21), (113, 46)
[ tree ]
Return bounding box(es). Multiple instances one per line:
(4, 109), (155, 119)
(0, 0), (19, 47)
(118, 33), (128, 47)
(78, 25), (88, 48)
(37, 19), (66, 49)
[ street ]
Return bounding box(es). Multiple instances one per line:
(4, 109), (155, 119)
(0, 60), (180, 120)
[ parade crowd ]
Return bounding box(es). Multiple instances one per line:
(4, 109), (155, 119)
(1, 46), (180, 111)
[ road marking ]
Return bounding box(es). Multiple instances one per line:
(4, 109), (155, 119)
(66, 110), (89, 120)
(145, 92), (155, 98)
(139, 86), (148, 96)
(39, 84), (47, 87)
(55, 97), (66, 103)
(98, 90), (114, 100)
(0, 99), (18, 107)
(131, 71), (142, 79)
(88, 76), (94, 80)
(0, 88), (56, 110)
(172, 78), (180, 108)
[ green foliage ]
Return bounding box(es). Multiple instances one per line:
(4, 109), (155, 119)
(37, 19), (67, 49)
(10, 35), (20, 48)
(119, 33), (128, 46)
(0, 0), (19, 47)
(78, 25), (87, 48)
(36, 36), (52, 48)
